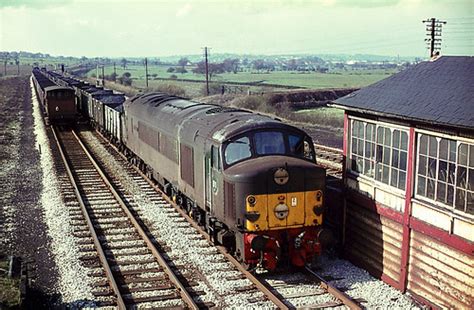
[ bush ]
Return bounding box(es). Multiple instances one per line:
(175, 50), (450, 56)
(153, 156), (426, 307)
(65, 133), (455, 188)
(167, 67), (175, 73)
(122, 78), (132, 86)
(169, 74), (178, 80)
(232, 95), (267, 111)
(200, 83), (224, 96)
(175, 67), (187, 74)
(151, 83), (186, 96)
(106, 72), (117, 81)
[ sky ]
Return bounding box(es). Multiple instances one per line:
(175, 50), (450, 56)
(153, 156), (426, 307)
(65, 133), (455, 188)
(0, 0), (472, 58)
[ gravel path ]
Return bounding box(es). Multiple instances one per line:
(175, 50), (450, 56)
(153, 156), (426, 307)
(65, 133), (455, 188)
(0, 76), (59, 306)
(317, 257), (420, 309)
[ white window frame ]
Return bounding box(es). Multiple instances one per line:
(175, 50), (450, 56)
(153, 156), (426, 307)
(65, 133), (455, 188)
(414, 129), (474, 219)
(348, 116), (409, 194)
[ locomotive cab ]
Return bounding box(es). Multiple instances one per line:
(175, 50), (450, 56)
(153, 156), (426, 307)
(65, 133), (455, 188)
(210, 128), (329, 270)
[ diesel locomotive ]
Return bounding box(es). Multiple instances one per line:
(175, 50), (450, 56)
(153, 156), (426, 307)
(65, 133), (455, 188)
(123, 93), (330, 270)
(33, 69), (331, 270)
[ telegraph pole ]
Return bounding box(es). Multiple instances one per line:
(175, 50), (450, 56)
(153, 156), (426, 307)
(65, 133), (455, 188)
(204, 47), (210, 95)
(96, 64), (99, 86)
(423, 18), (447, 57)
(101, 65), (105, 87)
(145, 57), (149, 88)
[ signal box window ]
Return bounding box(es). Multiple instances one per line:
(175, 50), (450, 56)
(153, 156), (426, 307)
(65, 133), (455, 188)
(416, 133), (473, 215)
(350, 119), (408, 190)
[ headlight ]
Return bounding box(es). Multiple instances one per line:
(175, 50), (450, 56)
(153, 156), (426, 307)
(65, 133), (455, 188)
(274, 203), (289, 220)
(274, 168), (289, 185)
(247, 195), (256, 205)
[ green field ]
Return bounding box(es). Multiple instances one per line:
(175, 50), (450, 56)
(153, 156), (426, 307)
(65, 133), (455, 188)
(89, 64), (396, 90)
(294, 107), (345, 126)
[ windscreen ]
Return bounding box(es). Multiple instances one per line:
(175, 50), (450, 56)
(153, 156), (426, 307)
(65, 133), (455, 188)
(223, 130), (315, 167)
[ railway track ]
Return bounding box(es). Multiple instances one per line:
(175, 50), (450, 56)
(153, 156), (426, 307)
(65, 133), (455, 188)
(51, 127), (199, 309)
(81, 129), (361, 309)
(258, 266), (362, 309)
(314, 144), (343, 178)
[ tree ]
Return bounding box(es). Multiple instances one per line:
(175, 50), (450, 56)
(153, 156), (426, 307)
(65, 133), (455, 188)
(192, 61), (225, 78)
(15, 57), (19, 75)
(167, 67), (175, 73)
(109, 72), (117, 81)
(177, 57), (189, 68)
(117, 72), (132, 86)
(223, 58), (240, 73)
(121, 58), (128, 69)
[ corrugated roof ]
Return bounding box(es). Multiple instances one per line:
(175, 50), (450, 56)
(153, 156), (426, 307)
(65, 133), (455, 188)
(332, 56), (474, 130)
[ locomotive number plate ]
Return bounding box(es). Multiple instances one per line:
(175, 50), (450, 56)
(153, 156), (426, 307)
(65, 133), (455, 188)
(291, 197), (297, 207)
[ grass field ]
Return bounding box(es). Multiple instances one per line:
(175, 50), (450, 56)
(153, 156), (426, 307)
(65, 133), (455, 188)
(294, 107), (344, 126)
(88, 64), (396, 90)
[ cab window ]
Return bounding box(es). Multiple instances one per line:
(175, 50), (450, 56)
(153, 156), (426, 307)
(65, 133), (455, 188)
(224, 136), (251, 165)
(254, 131), (285, 155)
(288, 134), (304, 156)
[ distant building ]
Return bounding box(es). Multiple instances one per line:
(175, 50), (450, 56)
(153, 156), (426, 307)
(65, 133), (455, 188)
(331, 56), (473, 308)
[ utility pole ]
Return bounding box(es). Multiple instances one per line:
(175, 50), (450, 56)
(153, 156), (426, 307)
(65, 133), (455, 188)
(113, 62), (116, 81)
(96, 64), (99, 86)
(423, 18), (447, 57)
(101, 65), (105, 87)
(204, 47), (210, 95)
(3, 57), (7, 76)
(145, 57), (149, 88)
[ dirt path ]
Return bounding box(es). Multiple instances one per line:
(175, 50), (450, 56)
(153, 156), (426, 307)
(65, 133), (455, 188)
(0, 76), (60, 307)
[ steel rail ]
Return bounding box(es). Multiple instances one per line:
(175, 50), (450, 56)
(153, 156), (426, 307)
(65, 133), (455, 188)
(95, 130), (357, 310)
(305, 266), (362, 310)
(94, 132), (290, 310)
(70, 130), (199, 310)
(314, 143), (343, 155)
(137, 167), (290, 310)
(52, 126), (127, 310)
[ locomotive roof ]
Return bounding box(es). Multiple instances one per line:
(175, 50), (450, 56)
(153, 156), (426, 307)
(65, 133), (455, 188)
(125, 92), (308, 144)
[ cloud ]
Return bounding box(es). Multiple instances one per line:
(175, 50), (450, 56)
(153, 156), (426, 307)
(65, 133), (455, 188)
(0, 0), (72, 9)
(334, 0), (400, 8)
(176, 3), (192, 17)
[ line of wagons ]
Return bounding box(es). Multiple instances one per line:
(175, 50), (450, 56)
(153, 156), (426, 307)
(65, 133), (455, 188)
(33, 68), (125, 144)
(32, 68), (332, 271)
